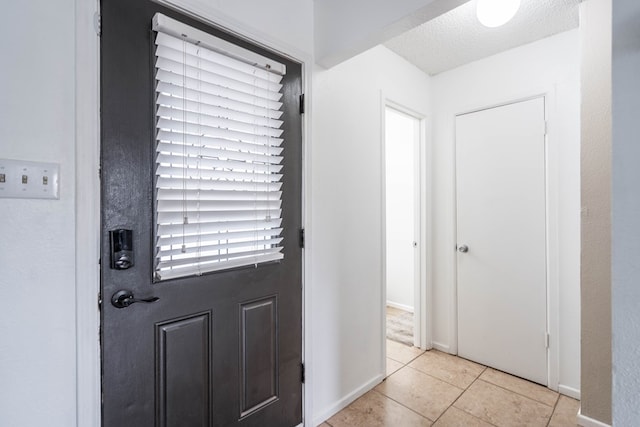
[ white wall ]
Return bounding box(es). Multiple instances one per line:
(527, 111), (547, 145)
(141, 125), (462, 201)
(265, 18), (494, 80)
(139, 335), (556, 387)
(430, 30), (581, 396)
(612, 0), (640, 423)
(314, 0), (466, 67)
(385, 108), (417, 311)
(311, 46), (431, 424)
(0, 1), (77, 426)
(159, 0), (314, 57)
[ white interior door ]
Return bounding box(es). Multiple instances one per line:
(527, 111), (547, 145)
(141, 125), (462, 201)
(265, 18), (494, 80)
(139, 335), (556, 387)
(456, 97), (547, 385)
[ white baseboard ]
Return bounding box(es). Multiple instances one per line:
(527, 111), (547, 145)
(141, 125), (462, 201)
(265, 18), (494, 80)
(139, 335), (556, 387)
(577, 408), (611, 427)
(431, 341), (450, 353)
(312, 374), (385, 426)
(558, 384), (581, 400)
(386, 301), (414, 313)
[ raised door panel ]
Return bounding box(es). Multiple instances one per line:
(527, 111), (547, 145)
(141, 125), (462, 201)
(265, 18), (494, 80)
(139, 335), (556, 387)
(156, 312), (212, 427)
(240, 297), (278, 418)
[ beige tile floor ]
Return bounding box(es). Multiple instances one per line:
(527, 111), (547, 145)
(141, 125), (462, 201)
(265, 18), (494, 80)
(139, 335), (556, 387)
(321, 340), (580, 427)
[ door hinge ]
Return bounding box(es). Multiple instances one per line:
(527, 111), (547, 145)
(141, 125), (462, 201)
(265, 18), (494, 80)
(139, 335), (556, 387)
(299, 228), (305, 248)
(301, 363), (305, 383)
(544, 121), (548, 136)
(545, 333), (550, 349)
(299, 94), (305, 115)
(94, 12), (102, 37)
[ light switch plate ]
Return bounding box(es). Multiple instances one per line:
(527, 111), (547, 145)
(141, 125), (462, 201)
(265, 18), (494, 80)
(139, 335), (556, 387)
(0, 159), (60, 199)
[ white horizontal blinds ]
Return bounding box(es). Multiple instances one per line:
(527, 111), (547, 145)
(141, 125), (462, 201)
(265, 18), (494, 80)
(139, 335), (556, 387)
(153, 15), (287, 281)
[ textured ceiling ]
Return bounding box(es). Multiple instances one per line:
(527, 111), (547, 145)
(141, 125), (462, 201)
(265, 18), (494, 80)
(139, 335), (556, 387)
(384, 0), (580, 76)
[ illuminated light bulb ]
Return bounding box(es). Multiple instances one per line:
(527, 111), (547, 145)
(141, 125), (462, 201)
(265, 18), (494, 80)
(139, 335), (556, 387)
(477, 0), (521, 28)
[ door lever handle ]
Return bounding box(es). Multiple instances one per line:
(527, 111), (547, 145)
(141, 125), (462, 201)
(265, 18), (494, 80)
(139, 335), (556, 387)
(111, 289), (159, 309)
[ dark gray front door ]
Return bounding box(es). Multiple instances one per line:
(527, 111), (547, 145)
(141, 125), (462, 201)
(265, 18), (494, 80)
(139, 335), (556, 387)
(100, 1), (303, 425)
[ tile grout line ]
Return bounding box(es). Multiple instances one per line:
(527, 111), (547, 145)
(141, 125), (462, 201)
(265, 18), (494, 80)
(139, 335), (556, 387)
(456, 377), (557, 426)
(437, 406), (499, 427)
(545, 394), (562, 427)
(406, 361), (487, 391)
(329, 343), (573, 427)
(443, 366), (503, 427)
(324, 353), (415, 427)
(387, 354), (419, 365)
(385, 349), (492, 424)
(377, 348), (436, 424)
(427, 354), (564, 409)
(387, 355), (404, 364)
(389, 345), (564, 425)
(389, 347), (564, 425)
(384, 347), (425, 380)
(477, 375), (559, 409)
(370, 388), (435, 424)
(381, 361), (473, 426)
(398, 363), (468, 394)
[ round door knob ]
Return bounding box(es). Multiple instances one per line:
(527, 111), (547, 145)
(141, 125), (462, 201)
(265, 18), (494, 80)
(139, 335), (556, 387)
(458, 245), (469, 253)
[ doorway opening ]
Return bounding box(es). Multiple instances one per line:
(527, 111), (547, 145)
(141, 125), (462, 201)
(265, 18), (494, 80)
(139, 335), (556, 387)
(383, 105), (422, 354)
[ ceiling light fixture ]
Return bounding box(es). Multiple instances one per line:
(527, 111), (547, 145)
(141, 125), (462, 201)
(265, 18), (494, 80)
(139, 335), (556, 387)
(476, 0), (521, 28)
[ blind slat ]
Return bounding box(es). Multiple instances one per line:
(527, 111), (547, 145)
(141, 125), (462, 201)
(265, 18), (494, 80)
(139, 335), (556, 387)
(158, 246), (283, 269)
(157, 81), (283, 120)
(156, 69), (282, 111)
(154, 21), (286, 280)
(157, 93), (283, 129)
(153, 28), (285, 78)
(157, 166), (283, 184)
(158, 218), (282, 242)
(156, 177), (282, 192)
(157, 228), (282, 247)
(157, 130), (283, 154)
(156, 153), (283, 174)
(156, 251), (284, 280)
(156, 140), (283, 165)
(156, 117), (283, 147)
(157, 188), (282, 202)
(156, 54), (282, 100)
(158, 209), (281, 224)
(160, 237), (283, 257)
(158, 201), (282, 213)
(154, 39), (283, 90)
(156, 105), (283, 139)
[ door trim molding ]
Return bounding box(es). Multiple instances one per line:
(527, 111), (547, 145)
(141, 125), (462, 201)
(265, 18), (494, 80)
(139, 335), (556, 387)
(75, 0), (101, 425)
(452, 90), (561, 392)
(75, 1), (312, 424)
(380, 94), (432, 378)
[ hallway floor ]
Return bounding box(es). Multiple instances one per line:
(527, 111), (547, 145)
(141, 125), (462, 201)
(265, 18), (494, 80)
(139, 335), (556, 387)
(386, 306), (414, 346)
(320, 340), (580, 426)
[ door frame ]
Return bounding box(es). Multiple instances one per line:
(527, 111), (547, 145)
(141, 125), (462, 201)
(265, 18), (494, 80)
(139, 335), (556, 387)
(74, 0), (312, 424)
(452, 91), (561, 391)
(380, 96), (432, 371)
